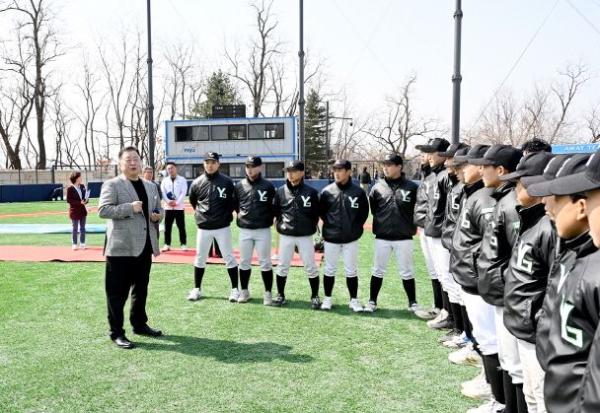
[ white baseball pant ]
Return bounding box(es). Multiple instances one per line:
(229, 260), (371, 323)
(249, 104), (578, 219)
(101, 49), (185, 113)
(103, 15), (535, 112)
(194, 226), (237, 269)
(428, 237), (461, 303)
(418, 229), (437, 280)
(494, 306), (523, 384)
(372, 238), (414, 280)
(323, 240), (358, 278)
(276, 234), (319, 278)
(461, 289), (498, 355)
(517, 339), (546, 413)
(239, 228), (272, 272)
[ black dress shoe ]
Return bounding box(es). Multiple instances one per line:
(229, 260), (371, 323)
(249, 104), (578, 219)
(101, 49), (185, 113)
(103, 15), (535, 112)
(112, 335), (134, 349)
(133, 324), (163, 337)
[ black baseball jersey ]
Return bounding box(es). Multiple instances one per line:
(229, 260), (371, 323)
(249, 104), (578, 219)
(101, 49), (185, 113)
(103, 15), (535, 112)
(233, 174), (275, 229)
(503, 204), (555, 344)
(441, 175), (463, 251)
(543, 246), (600, 413)
(273, 179), (319, 237)
(414, 164), (432, 228)
(319, 180), (369, 244)
(478, 182), (520, 306)
(369, 175), (418, 241)
(188, 171), (235, 230)
(451, 180), (496, 294)
(424, 164), (452, 238)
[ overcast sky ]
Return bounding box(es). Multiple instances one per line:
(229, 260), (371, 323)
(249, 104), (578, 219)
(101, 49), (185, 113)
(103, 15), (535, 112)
(7, 0), (600, 140)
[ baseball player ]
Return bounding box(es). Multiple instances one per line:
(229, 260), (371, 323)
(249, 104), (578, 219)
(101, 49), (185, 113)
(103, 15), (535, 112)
(233, 156), (276, 305)
(415, 138), (452, 321)
(364, 153), (419, 313)
(187, 152), (240, 302)
(272, 160), (321, 308)
(318, 159), (369, 312)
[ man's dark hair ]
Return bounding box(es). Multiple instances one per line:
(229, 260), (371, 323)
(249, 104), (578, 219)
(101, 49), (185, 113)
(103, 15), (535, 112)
(69, 171), (81, 184)
(118, 146), (140, 159)
(521, 138), (551, 154)
(165, 161), (177, 167)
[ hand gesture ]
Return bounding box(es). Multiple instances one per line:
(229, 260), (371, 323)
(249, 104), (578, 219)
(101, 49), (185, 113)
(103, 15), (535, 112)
(132, 201), (143, 213)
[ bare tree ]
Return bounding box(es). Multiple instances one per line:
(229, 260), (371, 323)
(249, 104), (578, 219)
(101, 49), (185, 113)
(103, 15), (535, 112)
(51, 90), (81, 168)
(1, 0), (62, 169)
(0, 80), (34, 169)
(363, 75), (444, 156)
(469, 63), (589, 146)
(165, 44), (196, 120)
(586, 105), (600, 143)
(225, 0), (281, 117)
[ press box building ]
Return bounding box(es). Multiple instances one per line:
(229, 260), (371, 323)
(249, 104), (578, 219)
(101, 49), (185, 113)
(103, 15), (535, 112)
(163, 116), (297, 180)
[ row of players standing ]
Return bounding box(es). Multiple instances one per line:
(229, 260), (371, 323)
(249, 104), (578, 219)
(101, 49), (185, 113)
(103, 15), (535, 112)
(184, 151), (437, 316)
(415, 136), (600, 413)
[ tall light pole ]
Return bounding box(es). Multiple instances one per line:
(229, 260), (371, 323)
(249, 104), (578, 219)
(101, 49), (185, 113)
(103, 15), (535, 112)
(146, 0), (156, 168)
(298, 0), (305, 161)
(451, 0), (463, 144)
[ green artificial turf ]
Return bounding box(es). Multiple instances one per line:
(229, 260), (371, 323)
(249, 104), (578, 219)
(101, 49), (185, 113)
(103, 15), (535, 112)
(0, 201), (480, 412)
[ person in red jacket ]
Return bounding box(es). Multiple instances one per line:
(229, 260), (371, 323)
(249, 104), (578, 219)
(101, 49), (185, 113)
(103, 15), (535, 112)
(66, 171), (89, 250)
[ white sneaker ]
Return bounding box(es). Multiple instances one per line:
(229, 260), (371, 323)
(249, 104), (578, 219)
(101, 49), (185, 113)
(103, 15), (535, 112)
(80, 243), (86, 250)
(466, 399), (505, 413)
(364, 300), (377, 313)
(161, 245), (171, 252)
(448, 344), (482, 367)
(461, 369), (492, 400)
(71, 244), (77, 250)
(321, 296), (333, 311)
(237, 289), (250, 303)
(443, 334), (469, 349)
(187, 287), (202, 301)
(413, 305), (440, 320)
(263, 291), (273, 306)
(427, 309), (448, 327)
(348, 298), (364, 313)
(229, 288), (240, 302)
(180, 245), (188, 251)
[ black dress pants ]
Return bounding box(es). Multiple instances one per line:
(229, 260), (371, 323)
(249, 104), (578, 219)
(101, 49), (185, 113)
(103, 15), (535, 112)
(105, 242), (153, 339)
(164, 209), (187, 246)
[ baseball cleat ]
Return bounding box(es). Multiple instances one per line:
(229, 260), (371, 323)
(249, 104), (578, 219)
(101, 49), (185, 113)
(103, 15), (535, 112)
(237, 289), (251, 303)
(263, 291), (273, 306)
(321, 296), (333, 311)
(348, 298), (364, 313)
(187, 288), (202, 301)
(364, 300), (377, 313)
(272, 294), (286, 306)
(311, 296), (322, 310)
(229, 288), (240, 302)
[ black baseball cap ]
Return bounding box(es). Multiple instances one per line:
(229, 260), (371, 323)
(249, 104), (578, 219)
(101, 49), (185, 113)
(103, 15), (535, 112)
(450, 146), (471, 166)
(454, 144), (490, 165)
(521, 154), (571, 194)
(546, 151), (599, 196)
(245, 156), (262, 167)
(285, 159), (305, 171)
(415, 138), (450, 153)
(204, 151), (220, 161)
(382, 153), (403, 165)
(469, 144), (523, 171)
(332, 159), (352, 170)
(499, 151), (554, 182)
(439, 142), (469, 158)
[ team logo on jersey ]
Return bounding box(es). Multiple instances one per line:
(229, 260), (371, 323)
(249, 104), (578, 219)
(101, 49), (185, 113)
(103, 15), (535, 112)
(348, 196), (359, 209)
(451, 194), (460, 210)
(515, 242), (533, 273)
(560, 297), (583, 348)
(217, 187), (227, 198)
(433, 187), (440, 200)
(460, 208), (470, 229)
(399, 189), (412, 202)
(301, 195), (312, 207)
(258, 190), (268, 202)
